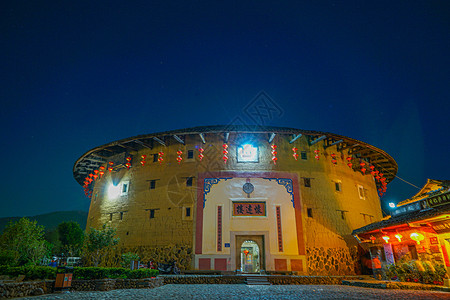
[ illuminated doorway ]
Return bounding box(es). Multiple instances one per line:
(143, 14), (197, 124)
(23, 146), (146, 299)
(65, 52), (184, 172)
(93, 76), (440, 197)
(240, 240), (260, 273)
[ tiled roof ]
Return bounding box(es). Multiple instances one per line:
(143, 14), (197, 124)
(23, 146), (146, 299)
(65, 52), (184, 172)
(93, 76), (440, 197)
(352, 202), (450, 235)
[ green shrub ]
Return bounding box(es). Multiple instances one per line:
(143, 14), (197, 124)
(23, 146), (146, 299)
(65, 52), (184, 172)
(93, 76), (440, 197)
(0, 265), (56, 280)
(72, 267), (158, 280)
(121, 252), (140, 268)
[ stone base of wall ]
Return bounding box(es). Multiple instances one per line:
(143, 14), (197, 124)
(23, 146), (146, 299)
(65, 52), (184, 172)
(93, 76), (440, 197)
(307, 247), (357, 275)
(0, 280), (54, 298)
(0, 278), (164, 298)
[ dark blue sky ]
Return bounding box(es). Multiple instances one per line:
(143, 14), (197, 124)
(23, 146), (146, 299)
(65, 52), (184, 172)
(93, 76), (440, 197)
(1, 1), (448, 217)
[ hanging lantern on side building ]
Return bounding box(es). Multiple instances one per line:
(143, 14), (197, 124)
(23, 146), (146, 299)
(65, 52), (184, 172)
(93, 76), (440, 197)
(314, 149), (320, 160)
(292, 147), (298, 160)
(198, 147), (204, 161)
(223, 144), (228, 163)
(176, 150), (183, 164)
(271, 144), (278, 164)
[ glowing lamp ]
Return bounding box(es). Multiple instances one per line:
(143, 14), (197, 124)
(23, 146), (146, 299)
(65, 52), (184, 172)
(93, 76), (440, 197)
(347, 162), (353, 168)
(141, 155), (147, 160)
(99, 166), (105, 171)
(389, 202), (396, 208)
(93, 174), (98, 180)
(108, 167), (113, 172)
(370, 236), (376, 243)
(382, 235), (390, 244)
(395, 234), (403, 242)
(370, 165), (375, 170)
(346, 157), (352, 162)
(125, 162), (131, 170)
(94, 170), (99, 175)
(126, 157), (131, 162)
(99, 171), (104, 178)
(109, 161), (114, 166)
(360, 162), (365, 167)
(410, 232), (424, 245)
(361, 168), (366, 174)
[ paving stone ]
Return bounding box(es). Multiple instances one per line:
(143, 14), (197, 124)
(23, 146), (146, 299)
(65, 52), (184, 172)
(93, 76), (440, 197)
(17, 284), (450, 300)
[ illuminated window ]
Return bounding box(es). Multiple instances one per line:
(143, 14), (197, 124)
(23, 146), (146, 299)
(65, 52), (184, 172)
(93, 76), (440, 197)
(358, 185), (365, 200)
(121, 181), (129, 195)
(301, 151), (307, 160)
(237, 144), (259, 162)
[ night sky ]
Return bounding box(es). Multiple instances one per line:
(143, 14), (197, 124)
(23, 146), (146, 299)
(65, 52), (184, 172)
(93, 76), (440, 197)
(1, 1), (448, 218)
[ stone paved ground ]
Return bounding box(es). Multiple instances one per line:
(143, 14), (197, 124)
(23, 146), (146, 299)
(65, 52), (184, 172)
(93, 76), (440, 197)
(18, 284), (450, 300)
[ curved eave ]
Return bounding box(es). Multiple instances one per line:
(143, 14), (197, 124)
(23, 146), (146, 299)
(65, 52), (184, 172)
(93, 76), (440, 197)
(73, 125), (398, 186)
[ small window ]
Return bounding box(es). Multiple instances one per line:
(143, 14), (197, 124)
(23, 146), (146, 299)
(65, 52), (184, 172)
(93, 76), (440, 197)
(150, 180), (156, 190)
(150, 209), (155, 219)
(109, 213), (113, 221)
(307, 208), (313, 218)
(186, 177), (193, 187)
(187, 150), (194, 159)
(335, 182), (342, 192)
(185, 207), (191, 217)
(341, 211), (346, 220)
(304, 178), (311, 187)
(153, 154), (158, 162)
(358, 185), (365, 199)
(122, 181), (130, 196)
(120, 212), (124, 220)
(301, 151), (307, 160)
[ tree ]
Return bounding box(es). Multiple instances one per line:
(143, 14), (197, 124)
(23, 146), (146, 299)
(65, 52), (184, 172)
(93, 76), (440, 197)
(57, 221), (85, 256)
(84, 224), (119, 267)
(0, 218), (48, 266)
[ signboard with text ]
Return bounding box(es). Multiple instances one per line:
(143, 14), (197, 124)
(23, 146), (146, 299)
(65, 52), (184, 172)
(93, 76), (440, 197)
(232, 201), (266, 216)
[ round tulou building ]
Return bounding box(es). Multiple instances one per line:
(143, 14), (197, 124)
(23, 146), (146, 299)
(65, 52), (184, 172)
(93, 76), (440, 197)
(73, 125), (397, 274)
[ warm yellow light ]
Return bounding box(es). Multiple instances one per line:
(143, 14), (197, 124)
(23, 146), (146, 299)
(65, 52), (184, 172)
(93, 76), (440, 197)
(382, 235), (390, 244)
(410, 232), (424, 245)
(395, 234), (403, 242)
(108, 183), (121, 199)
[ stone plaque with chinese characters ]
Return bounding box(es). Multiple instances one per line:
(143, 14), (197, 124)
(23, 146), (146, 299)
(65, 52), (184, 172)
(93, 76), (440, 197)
(233, 201), (266, 216)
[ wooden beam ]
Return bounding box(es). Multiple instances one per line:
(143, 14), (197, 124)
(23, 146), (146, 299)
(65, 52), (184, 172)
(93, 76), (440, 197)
(310, 135), (327, 146)
(289, 134), (302, 144)
(199, 133), (206, 144)
(173, 134), (185, 144)
(153, 136), (166, 146)
(134, 139), (153, 149)
(339, 143), (360, 152)
(118, 144), (138, 151)
(324, 139), (343, 148)
(85, 158), (106, 163)
(268, 133), (276, 143)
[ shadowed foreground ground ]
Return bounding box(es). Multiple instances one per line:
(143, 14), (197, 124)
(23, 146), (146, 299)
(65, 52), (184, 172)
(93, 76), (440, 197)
(18, 284), (449, 300)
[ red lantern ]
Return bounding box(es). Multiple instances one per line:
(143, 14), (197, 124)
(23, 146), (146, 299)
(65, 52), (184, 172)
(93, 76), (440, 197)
(99, 171), (104, 178)
(141, 155), (147, 166)
(347, 162), (353, 168)
(243, 250), (249, 256)
(271, 145), (278, 164)
(125, 162), (131, 170)
(99, 166), (105, 171)
(198, 148), (204, 161)
(314, 149), (320, 160)
(108, 167), (113, 172)
(223, 144), (228, 163)
(370, 236), (376, 243)
(292, 147), (298, 160)
(369, 165), (375, 171)
(361, 168), (366, 174)
(109, 161), (114, 166)
(93, 174), (98, 180)
(158, 151), (164, 164)
(176, 150), (183, 164)
(94, 170), (99, 175)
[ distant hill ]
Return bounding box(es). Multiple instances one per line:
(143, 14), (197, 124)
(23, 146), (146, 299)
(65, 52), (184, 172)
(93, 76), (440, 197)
(0, 211), (88, 233)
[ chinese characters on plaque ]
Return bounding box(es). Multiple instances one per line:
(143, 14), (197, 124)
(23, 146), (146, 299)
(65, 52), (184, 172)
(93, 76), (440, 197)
(232, 201), (266, 216)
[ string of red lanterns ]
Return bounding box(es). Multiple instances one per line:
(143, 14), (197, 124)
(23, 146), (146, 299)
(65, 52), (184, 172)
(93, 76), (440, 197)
(176, 150), (183, 164)
(314, 149), (320, 160)
(140, 155), (147, 166)
(158, 151), (164, 164)
(222, 144), (228, 163)
(198, 147), (204, 161)
(331, 153), (337, 165)
(271, 145), (278, 164)
(292, 147), (298, 160)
